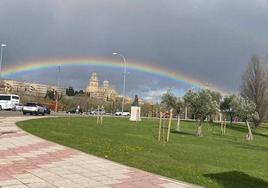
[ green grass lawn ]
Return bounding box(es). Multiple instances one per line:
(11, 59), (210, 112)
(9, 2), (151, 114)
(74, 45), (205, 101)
(17, 117), (268, 188)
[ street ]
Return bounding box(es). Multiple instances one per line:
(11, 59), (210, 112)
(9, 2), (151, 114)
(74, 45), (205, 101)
(0, 110), (24, 117)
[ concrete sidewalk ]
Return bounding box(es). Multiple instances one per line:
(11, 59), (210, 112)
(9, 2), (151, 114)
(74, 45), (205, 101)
(0, 116), (201, 188)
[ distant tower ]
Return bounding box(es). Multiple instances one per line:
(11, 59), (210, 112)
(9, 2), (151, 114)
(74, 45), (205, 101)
(103, 80), (109, 89)
(86, 72), (99, 93)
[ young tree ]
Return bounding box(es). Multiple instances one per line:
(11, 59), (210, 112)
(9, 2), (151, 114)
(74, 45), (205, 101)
(173, 98), (184, 131)
(230, 96), (256, 140)
(207, 90), (222, 124)
(241, 55), (268, 127)
(220, 95), (236, 123)
(184, 89), (219, 136)
(161, 90), (176, 110)
(161, 90), (184, 131)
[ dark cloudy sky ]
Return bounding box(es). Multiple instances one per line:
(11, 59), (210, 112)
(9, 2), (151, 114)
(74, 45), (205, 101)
(0, 0), (268, 101)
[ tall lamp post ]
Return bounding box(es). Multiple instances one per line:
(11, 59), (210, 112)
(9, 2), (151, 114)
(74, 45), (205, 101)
(113, 52), (127, 113)
(54, 65), (61, 113)
(0, 44), (7, 79)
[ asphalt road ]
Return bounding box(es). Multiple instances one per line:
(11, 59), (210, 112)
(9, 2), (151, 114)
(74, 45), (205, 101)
(0, 110), (25, 117)
(0, 111), (59, 117)
(0, 111), (71, 117)
(0, 111), (106, 118)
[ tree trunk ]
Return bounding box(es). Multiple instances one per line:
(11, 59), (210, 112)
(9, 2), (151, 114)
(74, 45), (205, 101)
(253, 112), (260, 128)
(208, 115), (213, 131)
(196, 120), (203, 136)
(176, 115), (180, 132)
(245, 120), (253, 141)
(222, 115), (227, 135)
(166, 109), (173, 142)
(223, 118), (227, 135)
(221, 121), (224, 135)
(158, 112), (162, 141)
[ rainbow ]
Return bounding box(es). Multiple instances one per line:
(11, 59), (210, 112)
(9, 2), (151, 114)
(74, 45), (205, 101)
(1, 58), (230, 95)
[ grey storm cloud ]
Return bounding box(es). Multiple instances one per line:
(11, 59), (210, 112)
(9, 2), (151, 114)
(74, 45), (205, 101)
(0, 0), (268, 100)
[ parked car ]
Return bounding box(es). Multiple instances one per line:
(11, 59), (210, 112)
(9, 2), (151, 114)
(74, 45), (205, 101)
(115, 111), (130, 116)
(115, 111), (122, 116)
(90, 109), (105, 115)
(66, 108), (83, 114)
(89, 110), (96, 115)
(122, 111), (130, 116)
(41, 105), (51, 114)
(12, 103), (24, 111)
(66, 108), (76, 114)
(23, 103), (45, 115)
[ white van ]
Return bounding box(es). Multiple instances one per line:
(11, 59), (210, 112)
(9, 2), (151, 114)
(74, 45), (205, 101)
(0, 94), (20, 110)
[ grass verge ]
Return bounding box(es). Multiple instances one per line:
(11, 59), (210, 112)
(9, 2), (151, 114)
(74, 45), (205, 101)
(17, 117), (268, 188)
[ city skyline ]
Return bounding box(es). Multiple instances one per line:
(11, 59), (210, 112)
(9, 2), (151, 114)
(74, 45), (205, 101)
(1, 0), (268, 100)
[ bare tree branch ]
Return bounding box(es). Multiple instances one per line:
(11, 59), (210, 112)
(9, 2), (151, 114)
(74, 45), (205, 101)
(240, 55), (268, 127)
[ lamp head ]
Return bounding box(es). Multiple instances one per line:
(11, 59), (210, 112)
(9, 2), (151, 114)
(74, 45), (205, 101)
(112, 52), (118, 55)
(1, 44), (7, 47)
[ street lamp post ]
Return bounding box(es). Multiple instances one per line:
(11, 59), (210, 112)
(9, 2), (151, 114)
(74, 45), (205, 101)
(55, 65), (61, 112)
(113, 52), (127, 114)
(0, 44), (7, 79)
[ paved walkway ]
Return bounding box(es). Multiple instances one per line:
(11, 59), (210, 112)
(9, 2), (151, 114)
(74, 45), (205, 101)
(0, 116), (201, 188)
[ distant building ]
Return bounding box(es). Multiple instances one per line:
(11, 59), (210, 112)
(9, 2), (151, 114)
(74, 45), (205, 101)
(0, 79), (66, 96)
(85, 72), (118, 100)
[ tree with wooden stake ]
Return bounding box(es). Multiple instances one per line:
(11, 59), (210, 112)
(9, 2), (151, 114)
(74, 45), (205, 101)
(220, 113), (227, 135)
(184, 89), (219, 137)
(158, 111), (166, 142)
(97, 105), (100, 125)
(158, 109), (173, 142)
(166, 109), (173, 142)
(162, 112), (166, 141)
(206, 90), (222, 130)
(230, 96), (256, 141)
(161, 90), (184, 132)
(220, 95), (236, 124)
(100, 105), (104, 125)
(96, 105), (104, 125)
(158, 111), (163, 141)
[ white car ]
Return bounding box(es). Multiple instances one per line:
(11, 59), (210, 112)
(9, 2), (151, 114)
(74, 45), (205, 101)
(89, 110), (96, 115)
(122, 111), (130, 116)
(23, 103), (45, 115)
(90, 109), (105, 115)
(115, 111), (130, 116)
(115, 111), (122, 116)
(13, 103), (24, 111)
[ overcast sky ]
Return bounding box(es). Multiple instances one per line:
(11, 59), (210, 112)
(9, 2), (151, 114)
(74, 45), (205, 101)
(1, 0), (268, 101)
